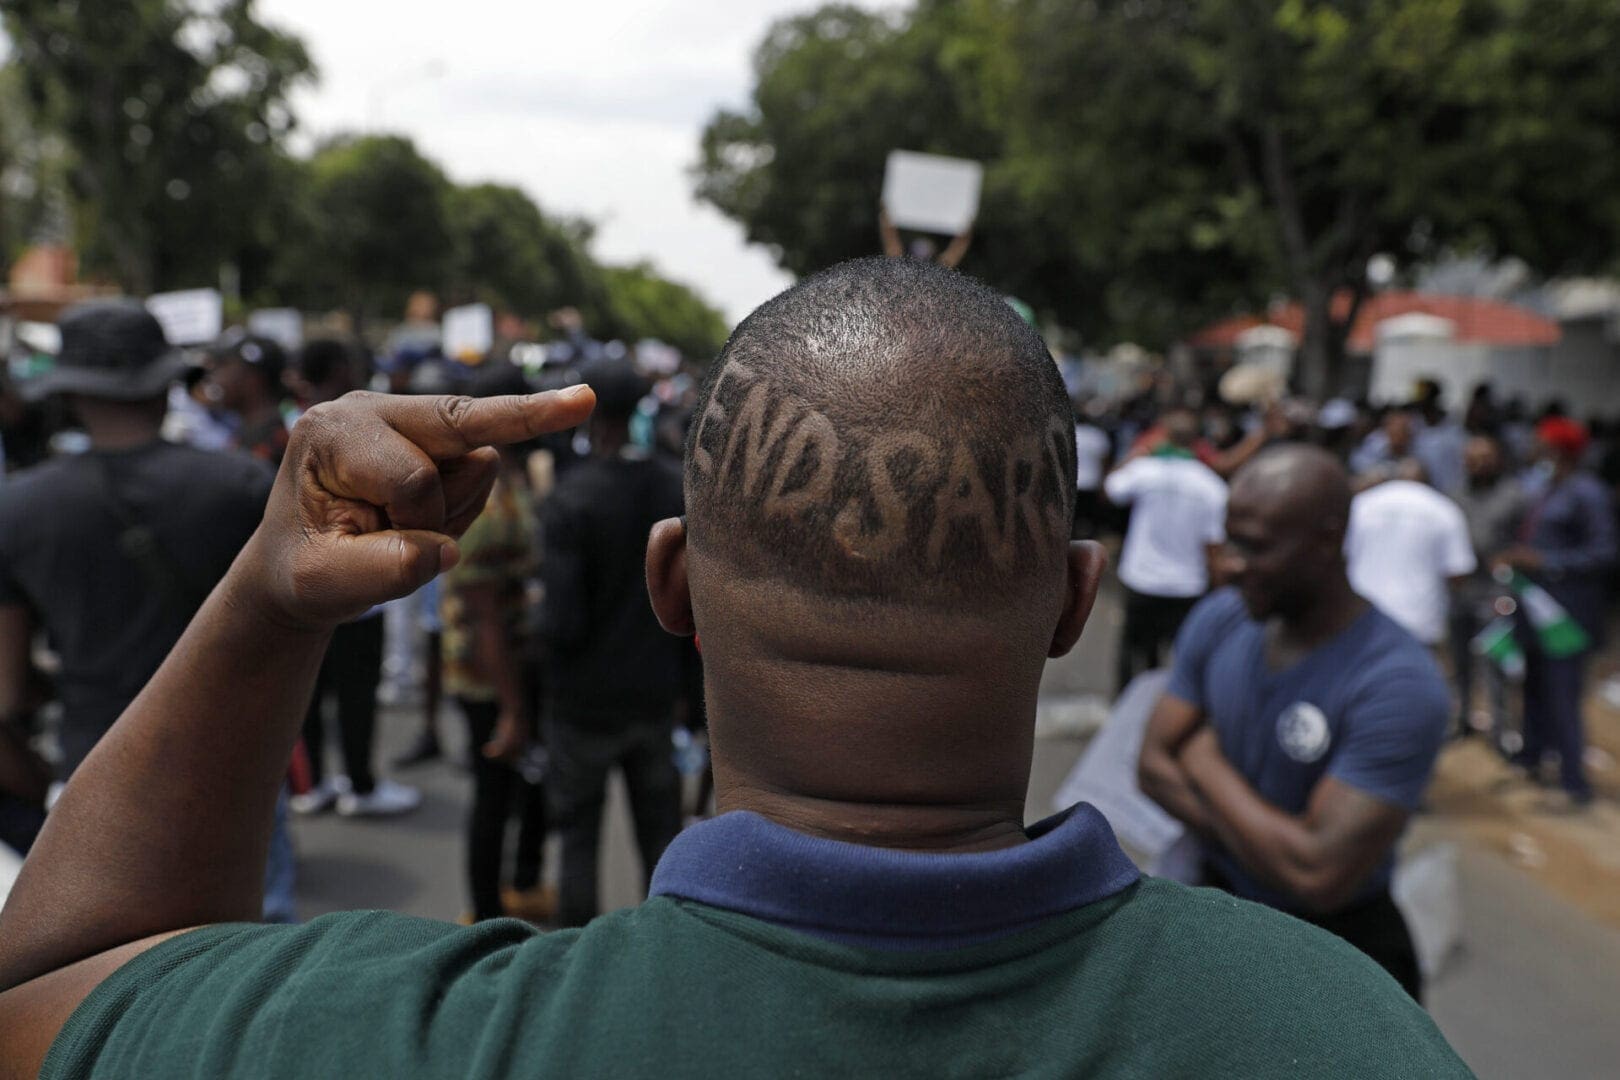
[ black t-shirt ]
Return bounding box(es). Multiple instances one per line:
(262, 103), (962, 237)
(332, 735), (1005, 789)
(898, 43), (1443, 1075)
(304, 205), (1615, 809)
(538, 451), (685, 720)
(0, 441), (272, 776)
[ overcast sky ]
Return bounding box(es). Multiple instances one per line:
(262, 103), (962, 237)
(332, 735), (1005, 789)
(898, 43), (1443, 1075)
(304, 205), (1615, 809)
(259, 0), (888, 325)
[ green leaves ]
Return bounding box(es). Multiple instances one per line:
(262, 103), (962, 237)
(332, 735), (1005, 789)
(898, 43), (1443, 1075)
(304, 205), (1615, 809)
(696, 0), (1620, 379)
(1, 0), (313, 294)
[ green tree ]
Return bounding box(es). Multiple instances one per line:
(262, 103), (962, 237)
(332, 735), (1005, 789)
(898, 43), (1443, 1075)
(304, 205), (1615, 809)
(700, 0), (1620, 392)
(2, 0), (312, 294)
(598, 262), (728, 358)
(970, 0), (1620, 394)
(445, 182), (608, 319)
(276, 134), (455, 322)
(0, 59), (60, 272)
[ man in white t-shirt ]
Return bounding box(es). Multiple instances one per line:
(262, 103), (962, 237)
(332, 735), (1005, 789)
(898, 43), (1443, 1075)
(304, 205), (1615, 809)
(1345, 467), (1476, 646)
(1104, 405), (1227, 692)
(1073, 414), (1113, 538)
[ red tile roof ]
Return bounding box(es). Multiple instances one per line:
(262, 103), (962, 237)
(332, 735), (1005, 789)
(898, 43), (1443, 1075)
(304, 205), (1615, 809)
(1186, 291), (1560, 353)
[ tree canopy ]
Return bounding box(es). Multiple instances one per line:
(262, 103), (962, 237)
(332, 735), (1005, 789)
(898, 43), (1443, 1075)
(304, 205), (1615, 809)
(2, 0), (313, 296)
(698, 0), (1620, 393)
(0, 2), (727, 355)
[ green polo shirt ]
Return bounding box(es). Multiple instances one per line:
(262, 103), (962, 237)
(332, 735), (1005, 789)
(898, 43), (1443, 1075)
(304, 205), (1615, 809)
(45, 807), (1471, 1078)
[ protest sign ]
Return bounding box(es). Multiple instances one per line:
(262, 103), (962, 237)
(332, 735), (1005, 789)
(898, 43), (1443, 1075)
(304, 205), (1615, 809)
(146, 288), (223, 346)
(443, 303), (494, 363)
(248, 308), (304, 352)
(882, 151), (983, 235)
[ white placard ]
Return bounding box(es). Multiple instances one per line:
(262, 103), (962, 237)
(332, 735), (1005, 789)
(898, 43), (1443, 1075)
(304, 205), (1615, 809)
(1052, 669), (1200, 880)
(146, 288), (224, 346)
(442, 303), (494, 362)
(248, 308), (304, 352)
(881, 151), (983, 235)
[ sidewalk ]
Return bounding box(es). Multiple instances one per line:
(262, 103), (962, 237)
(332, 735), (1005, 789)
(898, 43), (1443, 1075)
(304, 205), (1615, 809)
(1418, 646), (1620, 930)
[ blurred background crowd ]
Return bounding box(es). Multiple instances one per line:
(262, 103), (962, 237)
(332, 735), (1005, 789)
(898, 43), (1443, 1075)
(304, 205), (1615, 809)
(4, 0), (1620, 1073)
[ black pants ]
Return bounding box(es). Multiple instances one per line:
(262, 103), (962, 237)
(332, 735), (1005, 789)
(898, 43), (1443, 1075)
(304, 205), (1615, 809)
(1520, 645), (1592, 799)
(303, 615), (384, 796)
(1205, 863), (1422, 1002)
(547, 713), (682, 928)
(1117, 588), (1199, 694)
(1303, 891), (1424, 1003)
(0, 793), (44, 855)
(459, 698), (547, 921)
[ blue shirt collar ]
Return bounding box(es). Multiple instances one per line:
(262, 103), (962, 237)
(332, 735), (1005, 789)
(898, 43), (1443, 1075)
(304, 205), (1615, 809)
(649, 803), (1140, 951)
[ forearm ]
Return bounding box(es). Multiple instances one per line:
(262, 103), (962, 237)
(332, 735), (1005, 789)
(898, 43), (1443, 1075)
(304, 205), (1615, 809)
(1211, 428), (1267, 479)
(938, 229), (972, 268)
(0, 544), (329, 990)
(1183, 750), (1326, 904)
(878, 208), (902, 258)
(1139, 748), (1211, 836)
(474, 613), (524, 722)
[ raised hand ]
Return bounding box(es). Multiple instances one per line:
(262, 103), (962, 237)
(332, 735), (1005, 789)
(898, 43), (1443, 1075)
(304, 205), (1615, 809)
(241, 388), (595, 631)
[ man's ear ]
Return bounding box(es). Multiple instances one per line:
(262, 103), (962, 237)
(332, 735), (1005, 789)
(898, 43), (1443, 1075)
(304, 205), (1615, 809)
(1049, 540), (1107, 659)
(645, 517), (695, 636)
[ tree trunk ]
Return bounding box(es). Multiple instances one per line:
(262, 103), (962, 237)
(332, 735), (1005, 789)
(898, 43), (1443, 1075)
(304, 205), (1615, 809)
(1297, 283), (1335, 400)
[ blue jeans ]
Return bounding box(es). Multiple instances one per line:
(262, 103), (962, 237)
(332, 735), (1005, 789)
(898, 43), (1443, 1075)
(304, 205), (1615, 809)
(263, 788), (298, 923)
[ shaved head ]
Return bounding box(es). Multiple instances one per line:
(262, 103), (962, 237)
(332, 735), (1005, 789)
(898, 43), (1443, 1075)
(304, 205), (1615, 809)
(1230, 444), (1351, 534)
(1224, 445), (1353, 620)
(647, 258), (1105, 840)
(684, 258), (1076, 608)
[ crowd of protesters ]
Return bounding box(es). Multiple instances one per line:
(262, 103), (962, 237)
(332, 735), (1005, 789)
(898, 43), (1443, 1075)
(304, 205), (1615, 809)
(0, 293), (709, 931)
(1079, 370), (1618, 815)
(0, 260), (1476, 1077)
(1, 254), (1617, 1080)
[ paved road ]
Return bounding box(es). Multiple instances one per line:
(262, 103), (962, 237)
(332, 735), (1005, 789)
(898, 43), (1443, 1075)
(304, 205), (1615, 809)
(294, 580), (1620, 1079)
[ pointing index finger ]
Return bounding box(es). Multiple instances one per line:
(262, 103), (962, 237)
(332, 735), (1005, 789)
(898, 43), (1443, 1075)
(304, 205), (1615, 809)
(369, 386), (597, 458)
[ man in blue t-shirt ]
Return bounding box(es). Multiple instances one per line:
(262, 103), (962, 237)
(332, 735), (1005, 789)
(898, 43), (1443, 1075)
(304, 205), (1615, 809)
(1140, 444), (1450, 1000)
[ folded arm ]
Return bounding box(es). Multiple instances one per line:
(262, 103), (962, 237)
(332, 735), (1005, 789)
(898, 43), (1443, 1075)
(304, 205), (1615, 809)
(1179, 728), (1406, 913)
(1138, 694), (1212, 836)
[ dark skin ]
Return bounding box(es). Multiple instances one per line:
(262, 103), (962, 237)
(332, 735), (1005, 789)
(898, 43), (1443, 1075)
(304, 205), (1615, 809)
(1138, 446), (1407, 914)
(0, 387), (599, 1077)
(646, 526), (1106, 854)
(206, 358), (282, 436)
(878, 203), (974, 269)
(0, 383), (1111, 1072)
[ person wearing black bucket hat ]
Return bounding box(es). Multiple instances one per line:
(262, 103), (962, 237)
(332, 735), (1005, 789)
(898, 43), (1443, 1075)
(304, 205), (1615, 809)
(0, 299), (277, 899)
(16, 299), (191, 404)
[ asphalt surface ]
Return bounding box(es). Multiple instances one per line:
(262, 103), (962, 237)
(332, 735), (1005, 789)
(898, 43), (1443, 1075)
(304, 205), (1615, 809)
(293, 580), (1620, 1079)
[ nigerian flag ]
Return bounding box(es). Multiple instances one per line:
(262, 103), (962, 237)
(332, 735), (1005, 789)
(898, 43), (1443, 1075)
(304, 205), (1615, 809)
(1471, 616), (1526, 679)
(1500, 569), (1591, 659)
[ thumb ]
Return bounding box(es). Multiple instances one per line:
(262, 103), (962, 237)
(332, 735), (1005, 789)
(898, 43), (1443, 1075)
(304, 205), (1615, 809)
(319, 529), (459, 616)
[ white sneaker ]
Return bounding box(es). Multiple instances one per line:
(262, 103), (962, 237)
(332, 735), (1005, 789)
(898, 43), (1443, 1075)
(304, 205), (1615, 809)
(336, 778), (421, 818)
(289, 775), (351, 815)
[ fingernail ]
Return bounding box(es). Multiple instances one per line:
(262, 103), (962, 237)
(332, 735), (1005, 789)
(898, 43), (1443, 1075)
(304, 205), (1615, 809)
(562, 384), (592, 399)
(438, 541), (461, 572)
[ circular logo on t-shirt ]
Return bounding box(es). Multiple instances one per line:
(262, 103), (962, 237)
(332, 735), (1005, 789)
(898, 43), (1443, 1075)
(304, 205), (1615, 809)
(1276, 702), (1332, 763)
